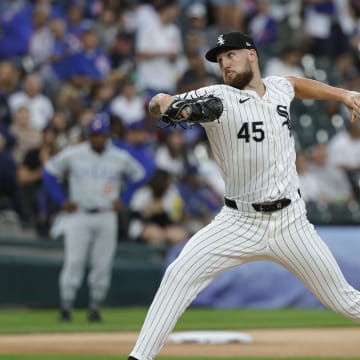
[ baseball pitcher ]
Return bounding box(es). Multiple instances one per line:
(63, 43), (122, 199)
(127, 32), (360, 360)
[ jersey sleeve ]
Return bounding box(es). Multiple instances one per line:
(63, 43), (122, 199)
(177, 85), (222, 100)
(44, 147), (73, 178)
(119, 150), (146, 183)
(264, 76), (295, 102)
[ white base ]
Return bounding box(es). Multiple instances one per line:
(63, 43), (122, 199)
(167, 330), (253, 344)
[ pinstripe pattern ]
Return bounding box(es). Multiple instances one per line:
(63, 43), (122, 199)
(131, 200), (360, 360)
(131, 199), (360, 360)
(270, 200), (360, 320)
(177, 78), (299, 203)
(129, 77), (360, 360)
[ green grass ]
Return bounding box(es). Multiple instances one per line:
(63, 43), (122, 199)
(0, 308), (357, 360)
(0, 307), (356, 334)
(0, 357), (359, 360)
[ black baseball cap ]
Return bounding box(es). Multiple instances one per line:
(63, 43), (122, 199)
(205, 32), (258, 63)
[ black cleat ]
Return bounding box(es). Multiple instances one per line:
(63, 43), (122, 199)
(88, 309), (102, 322)
(128, 357), (138, 360)
(59, 308), (72, 322)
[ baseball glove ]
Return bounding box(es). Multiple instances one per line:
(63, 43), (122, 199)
(162, 95), (223, 125)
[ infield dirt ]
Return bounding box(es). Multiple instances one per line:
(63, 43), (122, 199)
(0, 328), (359, 357)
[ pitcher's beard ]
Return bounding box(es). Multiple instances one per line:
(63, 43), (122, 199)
(225, 68), (253, 89)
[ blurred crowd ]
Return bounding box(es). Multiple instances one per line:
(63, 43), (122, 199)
(1, 0), (360, 242)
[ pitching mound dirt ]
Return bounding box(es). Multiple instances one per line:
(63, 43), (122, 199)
(0, 328), (359, 357)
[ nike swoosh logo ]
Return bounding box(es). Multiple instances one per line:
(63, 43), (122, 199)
(239, 98), (250, 104)
(171, 100), (183, 109)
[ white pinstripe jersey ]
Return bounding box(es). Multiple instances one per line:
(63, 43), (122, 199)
(180, 76), (300, 203)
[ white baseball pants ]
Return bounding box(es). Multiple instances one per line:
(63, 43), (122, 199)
(130, 198), (360, 360)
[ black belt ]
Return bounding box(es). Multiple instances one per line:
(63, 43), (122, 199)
(224, 197), (291, 213)
(84, 208), (104, 214)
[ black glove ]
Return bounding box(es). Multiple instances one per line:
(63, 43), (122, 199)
(162, 95), (223, 125)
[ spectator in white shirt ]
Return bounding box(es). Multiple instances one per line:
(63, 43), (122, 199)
(328, 120), (360, 171)
(296, 150), (323, 203)
(306, 143), (353, 204)
(110, 77), (146, 126)
(327, 120), (360, 200)
(135, 0), (185, 97)
(9, 72), (54, 131)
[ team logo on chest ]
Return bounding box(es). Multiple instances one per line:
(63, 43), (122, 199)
(277, 105), (291, 136)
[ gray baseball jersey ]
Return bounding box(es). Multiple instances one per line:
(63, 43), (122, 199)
(129, 77), (360, 360)
(45, 141), (145, 210)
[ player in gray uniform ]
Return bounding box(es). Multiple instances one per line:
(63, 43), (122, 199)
(128, 32), (360, 360)
(43, 113), (144, 322)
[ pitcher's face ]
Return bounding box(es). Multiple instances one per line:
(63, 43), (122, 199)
(217, 49), (255, 89)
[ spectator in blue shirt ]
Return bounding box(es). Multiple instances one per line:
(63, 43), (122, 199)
(52, 23), (111, 90)
(49, 17), (81, 62)
(40, 17), (81, 97)
(177, 164), (222, 234)
(114, 119), (157, 205)
(64, 0), (88, 38)
(0, 1), (64, 63)
(0, 4), (32, 59)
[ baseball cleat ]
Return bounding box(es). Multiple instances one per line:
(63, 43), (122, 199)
(59, 308), (72, 322)
(88, 309), (102, 322)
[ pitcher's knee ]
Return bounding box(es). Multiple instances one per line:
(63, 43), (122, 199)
(162, 260), (196, 288)
(162, 262), (185, 285)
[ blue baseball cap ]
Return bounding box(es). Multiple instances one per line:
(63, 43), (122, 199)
(88, 113), (110, 135)
(125, 119), (146, 131)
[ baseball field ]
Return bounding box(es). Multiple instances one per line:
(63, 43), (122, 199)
(0, 307), (359, 359)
